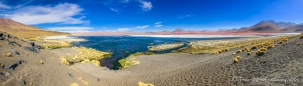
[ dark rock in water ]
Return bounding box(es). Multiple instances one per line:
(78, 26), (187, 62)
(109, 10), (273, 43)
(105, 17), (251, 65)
(21, 80), (26, 85)
(5, 72), (11, 77)
(11, 49), (20, 55)
(29, 42), (35, 46)
(67, 73), (74, 78)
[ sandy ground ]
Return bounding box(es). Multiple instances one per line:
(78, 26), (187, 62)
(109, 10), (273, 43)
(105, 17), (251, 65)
(1, 33), (303, 86)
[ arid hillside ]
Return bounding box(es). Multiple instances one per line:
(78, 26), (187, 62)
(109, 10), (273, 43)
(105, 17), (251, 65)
(0, 18), (70, 38)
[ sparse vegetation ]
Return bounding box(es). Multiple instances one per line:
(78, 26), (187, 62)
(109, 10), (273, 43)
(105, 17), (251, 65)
(91, 60), (100, 67)
(70, 83), (79, 86)
(0, 62), (5, 68)
(77, 77), (88, 86)
(138, 81), (154, 86)
(297, 42), (302, 45)
(39, 60), (44, 64)
(119, 52), (144, 69)
(5, 53), (12, 57)
(144, 51), (155, 55)
(247, 52), (251, 56)
(233, 58), (238, 63)
(251, 46), (258, 49)
(256, 51), (266, 56)
(60, 47), (111, 67)
(236, 56), (241, 59)
(60, 57), (70, 65)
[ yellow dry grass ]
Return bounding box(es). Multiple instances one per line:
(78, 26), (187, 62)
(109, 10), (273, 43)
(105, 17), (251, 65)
(70, 83), (79, 86)
(60, 47), (111, 67)
(69, 67), (78, 72)
(233, 58), (239, 63)
(39, 60), (44, 64)
(77, 77), (88, 86)
(5, 53), (12, 57)
(236, 56), (241, 59)
(138, 81), (154, 86)
(119, 52), (143, 69)
(0, 62), (4, 67)
(91, 60), (100, 67)
(60, 58), (70, 65)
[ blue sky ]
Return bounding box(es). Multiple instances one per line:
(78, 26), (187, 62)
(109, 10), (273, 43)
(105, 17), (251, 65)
(0, 0), (303, 32)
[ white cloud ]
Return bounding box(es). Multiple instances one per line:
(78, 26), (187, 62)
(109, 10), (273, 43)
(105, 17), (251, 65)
(155, 22), (161, 25)
(135, 25), (149, 29)
(154, 22), (163, 27)
(155, 24), (163, 27)
(139, 0), (152, 11)
(179, 14), (194, 19)
(110, 7), (119, 12)
(3, 3), (88, 25)
(116, 28), (130, 32)
(0, 2), (11, 9)
(47, 26), (93, 32)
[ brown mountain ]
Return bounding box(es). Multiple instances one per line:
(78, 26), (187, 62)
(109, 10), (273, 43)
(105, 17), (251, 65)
(247, 21), (283, 32)
(283, 24), (303, 32)
(0, 18), (70, 37)
(172, 28), (186, 33)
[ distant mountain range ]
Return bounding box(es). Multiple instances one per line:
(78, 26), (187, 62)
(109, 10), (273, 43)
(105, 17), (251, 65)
(152, 20), (303, 33)
(0, 18), (70, 37)
(227, 20), (303, 32)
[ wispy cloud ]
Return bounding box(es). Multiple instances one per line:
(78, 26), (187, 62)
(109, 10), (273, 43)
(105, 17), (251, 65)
(47, 26), (94, 32)
(154, 22), (163, 27)
(0, 2), (11, 9)
(114, 25), (149, 32)
(179, 14), (194, 19)
(139, 0), (152, 11)
(2, 3), (89, 25)
(110, 7), (119, 12)
(135, 25), (149, 29)
(116, 28), (130, 32)
(101, 0), (152, 12)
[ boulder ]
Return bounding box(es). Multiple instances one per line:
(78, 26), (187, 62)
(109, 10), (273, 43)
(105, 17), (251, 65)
(0, 32), (3, 37)
(6, 33), (10, 38)
(8, 63), (18, 70)
(29, 42), (35, 46)
(11, 49), (20, 55)
(23, 46), (39, 53)
(21, 80), (26, 85)
(5, 72), (11, 77)
(67, 73), (74, 78)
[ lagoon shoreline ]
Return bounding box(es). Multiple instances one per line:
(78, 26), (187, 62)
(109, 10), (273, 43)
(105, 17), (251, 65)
(1, 32), (303, 86)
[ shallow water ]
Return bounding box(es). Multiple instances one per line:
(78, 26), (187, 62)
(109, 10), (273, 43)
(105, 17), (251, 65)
(71, 36), (244, 70)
